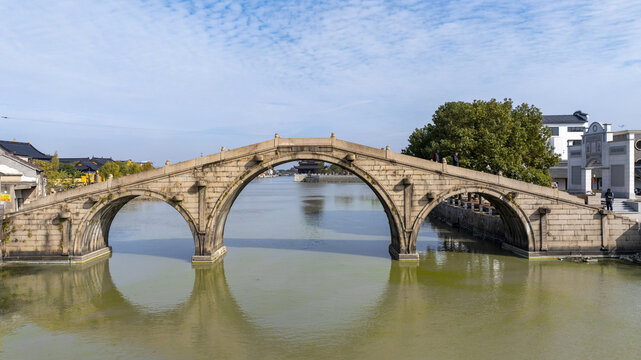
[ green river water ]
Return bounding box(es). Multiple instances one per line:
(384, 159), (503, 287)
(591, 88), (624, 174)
(1, 177), (641, 359)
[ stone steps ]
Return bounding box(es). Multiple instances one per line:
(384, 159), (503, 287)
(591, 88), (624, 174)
(601, 199), (638, 213)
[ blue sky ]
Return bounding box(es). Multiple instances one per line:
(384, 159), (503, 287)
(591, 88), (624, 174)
(1, 0), (640, 164)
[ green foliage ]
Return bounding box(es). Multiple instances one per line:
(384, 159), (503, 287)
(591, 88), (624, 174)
(35, 152), (62, 194)
(99, 161), (121, 179)
(402, 99), (560, 186)
(36, 154), (154, 193)
(141, 162), (154, 171)
(59, 162), (82, 177)
(99, 161), (153, 179)
(119, 161), (141, 176)
(326, 164), (349, 174)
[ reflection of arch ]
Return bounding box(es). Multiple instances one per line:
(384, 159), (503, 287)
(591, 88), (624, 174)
(409, 186), (535, 251)
(204, 153), (404, 256)
(73, 189), (199, 256)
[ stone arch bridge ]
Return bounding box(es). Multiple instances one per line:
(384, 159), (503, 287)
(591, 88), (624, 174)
(1, 135), (640, 264)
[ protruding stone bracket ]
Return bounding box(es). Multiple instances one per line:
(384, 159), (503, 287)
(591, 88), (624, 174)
(402, 177), (413, 186)
(538, 207), (551, 215)
(425, 191), (436, 202)
(172, 194), (184, 202)
(345, 153), (356, 163)
(197, 180), (208, 188)
(253, 154), (265, 163)
(88, 195), (101, 204)
(59, 211), (72, 220)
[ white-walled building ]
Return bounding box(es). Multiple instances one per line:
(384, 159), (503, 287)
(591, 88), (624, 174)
(0, 154), (45, 211)
(542, 110), (590, 190)
(566, 122), (640, 199)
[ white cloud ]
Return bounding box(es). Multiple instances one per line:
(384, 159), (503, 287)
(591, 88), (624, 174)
(1, 0), (640, 163)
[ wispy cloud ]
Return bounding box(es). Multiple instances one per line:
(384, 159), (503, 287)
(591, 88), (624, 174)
(1, 0), (640, 163)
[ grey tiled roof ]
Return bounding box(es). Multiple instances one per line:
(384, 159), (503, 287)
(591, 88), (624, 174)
(542, 110), (589, 125)
(542, 115), (587, 124)
(60, 157), (114, 173)
(0, 140), (51, 160)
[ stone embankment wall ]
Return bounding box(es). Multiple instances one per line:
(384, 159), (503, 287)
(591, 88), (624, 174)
(429, 202), (506, 243)
(299, 174), (361, 183)
(430, 198), (641, 257)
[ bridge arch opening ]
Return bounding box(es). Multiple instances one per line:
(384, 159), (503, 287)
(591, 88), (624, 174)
(208, 156), (403, 259)
(411, 187), (534, 254)
(219, 159), (393, 337)
(73, 190), (200, 259)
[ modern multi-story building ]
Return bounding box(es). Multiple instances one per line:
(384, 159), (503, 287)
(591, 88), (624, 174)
(542, 110), (590, 190)
(566, 123), (640, 199)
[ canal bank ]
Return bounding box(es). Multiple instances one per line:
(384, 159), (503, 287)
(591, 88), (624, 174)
(294, 173), (361, 183)
(429, 198), (641, 260)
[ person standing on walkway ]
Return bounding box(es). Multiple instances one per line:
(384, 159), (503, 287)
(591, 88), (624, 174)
(453, 152), (459, 166)
(432, 150), (440, 163)
(604, 188), (614, 211)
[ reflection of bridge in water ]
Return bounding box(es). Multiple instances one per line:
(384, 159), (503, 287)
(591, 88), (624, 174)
(0, 250), (512, 358)
(2, 239), (640, 358)
(2, 136), (641, 264)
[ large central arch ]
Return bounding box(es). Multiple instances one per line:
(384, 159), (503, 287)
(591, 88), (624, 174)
(204, 152), (404, 258)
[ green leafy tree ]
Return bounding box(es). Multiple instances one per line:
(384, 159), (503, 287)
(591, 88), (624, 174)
(99, 161), (121, 179)
(402, 99), (559, 186)
(118, 161), (142, 176)
(327, 164), (349, 174)
(59, 162), (83, 178)
(141, 162), (154, 171)
(35, 152), (61, 193)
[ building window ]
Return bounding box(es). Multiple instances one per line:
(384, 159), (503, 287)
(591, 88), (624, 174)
(596, 142), (601, 152)
(636, 140), (641, 151)
(571, 166), (581, 185)
(586, 143), (590, 153)
(568, 127), (585, 132)
(550, 127), (559, 136)
(611, 165), (625, 187)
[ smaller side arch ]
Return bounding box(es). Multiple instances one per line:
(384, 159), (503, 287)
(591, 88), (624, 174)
(409, 186), (536, 253)
(72, 189), (200, 256)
